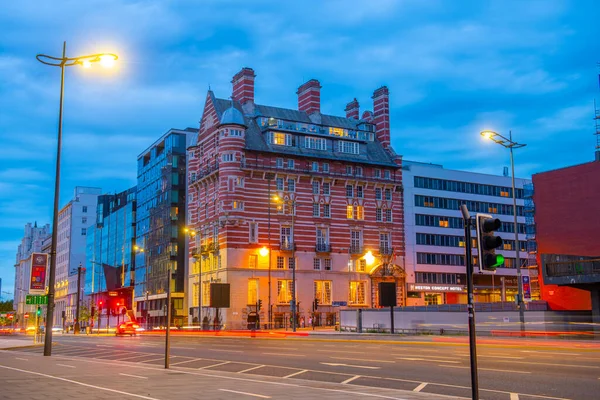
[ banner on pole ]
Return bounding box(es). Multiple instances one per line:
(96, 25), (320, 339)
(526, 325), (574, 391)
(30, 253), (48, 294)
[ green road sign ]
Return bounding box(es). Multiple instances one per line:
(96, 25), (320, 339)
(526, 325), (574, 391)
(25, 295), (48, 305)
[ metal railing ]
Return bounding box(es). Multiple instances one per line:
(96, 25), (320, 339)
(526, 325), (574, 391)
(280, 241), (296, 251)
(546, 258), (600, 277)
(379, 246), (393, 255)
(190, 162), (219, 184)
(349, 245), (363, 255)
(315, 243), (331, 253)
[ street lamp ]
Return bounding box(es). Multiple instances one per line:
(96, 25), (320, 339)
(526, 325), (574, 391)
(480, 130), (527, 332)
(273, 195), (297, 332)
(184, 227), (202, 327)
(38, 42), (118, 356)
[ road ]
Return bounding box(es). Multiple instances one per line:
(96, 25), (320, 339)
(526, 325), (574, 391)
(3, 333), (600, 399)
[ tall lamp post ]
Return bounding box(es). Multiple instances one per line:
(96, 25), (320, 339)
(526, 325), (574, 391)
(480, 130), (527, 332)
(184, 228), (202, 326)
(265, 173), (275, 328)
(274, 196), (297, 332)
(37, 42), (118, 356)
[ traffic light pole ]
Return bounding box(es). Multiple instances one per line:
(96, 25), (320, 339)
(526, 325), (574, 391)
(461, 205), (479, 400)
(74, 264), (82, 334)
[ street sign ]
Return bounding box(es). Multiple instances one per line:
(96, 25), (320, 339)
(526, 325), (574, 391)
(29, 253), (48, 294)
(25, 295), (48, 305)
(108, 291), (118, 297)
(522, 276), (532, 302)
(24, 314), (29, 319)
(332, 301), (348, 307)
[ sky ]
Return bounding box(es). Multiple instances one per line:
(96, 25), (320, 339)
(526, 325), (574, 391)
(1, 0), (599, 296)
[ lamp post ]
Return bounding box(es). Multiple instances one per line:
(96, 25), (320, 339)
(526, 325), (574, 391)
(184, 228), (202, 326)
(480, 130), (527, 332)
(74, 263), (83, 334)
(274, 196), (297, 332)
(266, 173), (275, 328)
(37, 42), (118, 356)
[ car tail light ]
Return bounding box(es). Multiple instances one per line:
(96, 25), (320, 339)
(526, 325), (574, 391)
(132, 324), (139, 329)
(119, 324), (126, 329)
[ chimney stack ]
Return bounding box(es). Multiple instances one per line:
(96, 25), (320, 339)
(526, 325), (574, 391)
(345, 98), (360, 120)
(362, 110), (373, 123)
(297, 79), (321, 115)
(232, 67), (256, 105)
(372, 86), (390, 148)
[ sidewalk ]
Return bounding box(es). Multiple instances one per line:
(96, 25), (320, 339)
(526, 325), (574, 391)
(0, 336), (41, 350)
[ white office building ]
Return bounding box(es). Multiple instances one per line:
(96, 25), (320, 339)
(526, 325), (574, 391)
(403, 161), (530, 306)
(54, 186), (101, 327)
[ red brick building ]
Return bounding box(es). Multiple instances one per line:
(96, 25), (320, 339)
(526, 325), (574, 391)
(186, 68), (404, 328)
(532, 160), (600, 311)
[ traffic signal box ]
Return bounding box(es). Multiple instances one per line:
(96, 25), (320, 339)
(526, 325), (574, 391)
(476, 213), (504, 272)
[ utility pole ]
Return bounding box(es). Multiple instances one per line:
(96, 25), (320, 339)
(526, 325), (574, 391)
(74, 263), (83, 334)
(266, 173), (274, 329)
(165, 267), (172, 369)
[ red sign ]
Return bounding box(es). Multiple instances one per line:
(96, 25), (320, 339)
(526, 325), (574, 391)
(30, 253), (48, 292)
(24, 314), (29, 319)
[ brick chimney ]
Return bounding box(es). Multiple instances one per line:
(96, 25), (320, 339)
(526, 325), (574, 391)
(232, 67), (256, 105)
(362, 110), (373, 123)
(297, 79), (321, 115)
(372, 86), (390, 148)
(345, 98), (359, 120)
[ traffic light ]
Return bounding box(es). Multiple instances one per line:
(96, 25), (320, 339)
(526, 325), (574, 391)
(476, 213), (504, 271)
(91, 306), (96, 317)
(36, 306), (41, 317)
(313, 298), (319, 310)
(257, 299), (263, 311)
(98, 300), (103, 311)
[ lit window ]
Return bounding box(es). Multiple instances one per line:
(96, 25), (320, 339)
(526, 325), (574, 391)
(248, 279), (258, 305)
(355, 206), (364, 220)
(248, 255), (257, 269)
(314, 280), (332, 305)
(349, 281), (366, 305)
(272, 132), (293, 146)
(277, 279), (293, 303)
(346, 205), (354, 219)
(233, 201), (243, 210)
(439, 218), (449, 228)
(358, 259), (366, 272)
(504, 242), (513, 250)
(329, 127), (346, 137)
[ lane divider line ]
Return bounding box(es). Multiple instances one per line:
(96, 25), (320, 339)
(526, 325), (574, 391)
(341, 375), (361, 385)
(238, 365), (266, 374)
(219, 389), (271, 398)
(200, 361), (230, 369)
(56, 363), (75, 368)
(413, 383), (428, 392)
(283, 370), (308, 379)
(119, 373), (148, 380)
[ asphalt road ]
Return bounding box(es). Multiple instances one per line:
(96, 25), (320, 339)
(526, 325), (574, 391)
(7, 333), (600, 399)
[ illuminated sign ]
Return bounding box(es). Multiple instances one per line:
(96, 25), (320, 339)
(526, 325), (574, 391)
(522, 276), (532, 302)
(407, 283), (466, 293)
(30, 253), (48, 294)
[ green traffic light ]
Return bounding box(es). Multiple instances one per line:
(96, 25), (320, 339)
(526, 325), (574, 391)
(493, 254), (505, 267)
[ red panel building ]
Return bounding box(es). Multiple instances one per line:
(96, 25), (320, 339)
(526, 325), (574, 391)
(532, 160), (600, 310)
(186, 68), (404, 328)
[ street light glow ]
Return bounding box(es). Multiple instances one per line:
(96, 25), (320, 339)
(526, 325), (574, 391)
(259, 246), (269, 257)
(81, 59), (91, 68)
(99, 54), (116, 68)
(481, 130), (494, 140)
(364, 251), (375, 266)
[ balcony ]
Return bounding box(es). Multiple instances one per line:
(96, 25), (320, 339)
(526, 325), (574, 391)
(349, 245), (363, 255)
(379, 246), (393, 255)
(315, 243), (331, 253)
(200, 242), (219, 254)
(280, 241), (296, 251)
(190, 162), (219, 184)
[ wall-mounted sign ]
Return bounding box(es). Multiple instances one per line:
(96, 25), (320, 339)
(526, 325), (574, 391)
(108, 291), (118, 297)
(29, 253), (48, 294)
(522, 276), (532, 302)
(407, 283), (466, 293)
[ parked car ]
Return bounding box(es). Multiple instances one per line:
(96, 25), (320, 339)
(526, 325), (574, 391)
(116, 322), (139, 336)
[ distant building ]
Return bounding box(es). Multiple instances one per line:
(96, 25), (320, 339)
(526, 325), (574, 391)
(402, 160), (534, 305)
(186, 68), (404, 329)
(532, 160), (600, 314)
(54, 186), (101, 327)
(84, 187), (137, 327)
(13, 222), (51, 326)
(134, 129), (195, 328)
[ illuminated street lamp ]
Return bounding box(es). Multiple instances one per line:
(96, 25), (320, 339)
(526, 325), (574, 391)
(480, 130), (527, 332)
(38, 42), (118, 356)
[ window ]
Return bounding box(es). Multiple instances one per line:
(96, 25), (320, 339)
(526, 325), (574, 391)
(248, 279), (259, 305)
(313, 258), (321, 270)
(287, 179), (295, 192)
(222, 153), (234, 162)
(376, 208), (382, 222)
(311, 162), (319, 172)
(277, 280), (293, 303)
(272, 132), (293, 146)
(324, 259), (332, 270)
(356, 167), (363, 177)
(82, 206), (88, 213)
(338, 140), (359, 154)
(385, 188), (392, 201)
(281, 226), (293, 246)
(276, 178), (284, 191)
(312, 181), (319, 195)
(374, 169), (381, 178)
(276, 158), (283, 168)
(203, 281), (210, 305)
(356, 186), (364, 199)
(346, 185), (354, 198)
(349, 281), (366, 305)
(249, 222), (258, 243)
(287, 159), (295, 169)
(384, 170), (391, 179)
(316, 227), (328, 246)
(305, 137), (327, 150)
(385, 209), (392, 222)
(439, 217), (449, 228)
(81, 228), (86, 235)
(357, 259), (366, 272)
(504, 242), (513, 250)
(192, 283), (199, 307)
(82, 217), (87, 224)
(312, 203), (320, 217)
(322, 182), (331, 195)
(355, 206), (364, 220)
(351, 230), (362, 250)
(329, 127), (346, 137)
(323, 163), (330, 173)
(230, 129), (243, 137)
(380, 233), (391, 253)
(277, 256), (285, 269)
(375, 188), (382, 200)
(346, 205), (354, 219)
(232, 201), (243, 210)
(314, 281), (332, 305)
(323, 204), (331, 218)
(346, 166), (353, 175)
(288, 257), (295, 270)
(248, 255), (257, 269)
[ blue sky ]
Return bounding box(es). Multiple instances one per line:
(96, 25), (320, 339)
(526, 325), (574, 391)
(1, 0), (599, 295)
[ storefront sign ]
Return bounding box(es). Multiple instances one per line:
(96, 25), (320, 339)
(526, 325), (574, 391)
(29, 253), (48, 294)
(407, 283), (466, 293)
(522, 276), (532, 302)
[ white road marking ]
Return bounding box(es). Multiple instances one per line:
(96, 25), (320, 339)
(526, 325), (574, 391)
(15, 358), (28, 361)
(439, 365), (531, 374)
(521, 350), (579, 356)
(118, 354), (160, 361)
(322, 350), (366, 354)
(170, 358), (204, 366)
(208, 349), (243, 353)
(321, 362), (380, 370)
(256, 347), (298, 351)
(283, 369), (308, 378)
(200, 361), (230, 369)
(56, 363), (75, 368)
(0, 365), (160, 400)
(510, 393), (519, 400)
(413, 383), (428, 392)
(330, 357), (394, 363)
(262, 353), (305, 357)
(219, 389), (271, 398)
(96, 344), (112, 348)
(475, 355), (524, 360)
(238, 365), (266, 373)
(119, 373), (148, 379)
(397, 357), (459, 364)
(341, 375), (361, 384)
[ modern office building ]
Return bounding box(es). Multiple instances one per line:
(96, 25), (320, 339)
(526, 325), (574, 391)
(13, 222), (51, 327)
(54, 186), (101, 327)
(186, 67), (404, 329)
(134, 128), (195, 328)
(402, 160), (534, 305)
(84, 187), (137, 327)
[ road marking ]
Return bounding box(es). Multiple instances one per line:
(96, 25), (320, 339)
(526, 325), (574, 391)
(323, 350), (366, 354)
(208, 349), (243, 353)
(341, 375), (361, 384)
(262, 353), (305, 357)
(257, 347), (298, 351)
(219, 389), (271, 399)
(521, 350), (579, 356)
(0, 365), (160, 400)
(330, 357), (394, 363)
(170, 358), (204, 366)
(140, 357), (166, 364)
(200, 361), (230, 369)
(96, 344), (112, 348)
(321, 362), (380, 370)
(397, 357), (459, 364)
(15, 358), (28, 361)
(510, 393), (519, 400)
(487, 359), (600, 369)
(476, 355), (524, 360)
(439, 365), (531, 374)
(238, 365), (266, 373)
(283, 369), (308, 378)
(413, 383), (428, 392)
(119, 373), (148, 379)
(118, 354), (160, 361)
(56, 363), (75, 368)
